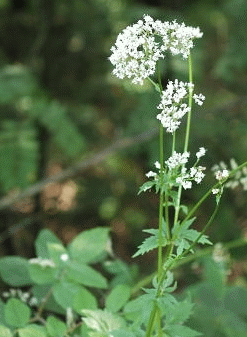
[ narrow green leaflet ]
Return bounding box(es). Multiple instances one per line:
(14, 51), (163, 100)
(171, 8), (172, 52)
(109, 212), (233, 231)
(35, 229), (63, 259)
(173, 218), (212, 255)
(133, 228), (168, 257)
(0, 256), (32, 286)
(73, 287), (97, 313)
(18, 324), (47, 337)
(105, 284), (131, 313)
(138, 181), (156, 195)
(4, 298), (31, 328)
(68, 227), (110, 264)
(0, 324), (12, 337)
(46, 316), (67, 337)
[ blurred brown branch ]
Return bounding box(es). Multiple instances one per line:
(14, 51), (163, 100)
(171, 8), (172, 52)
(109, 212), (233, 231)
(0, 128), (158, 211)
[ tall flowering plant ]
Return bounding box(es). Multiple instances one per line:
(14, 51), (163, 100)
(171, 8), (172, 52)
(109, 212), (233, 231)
(107, 15), (247, 337)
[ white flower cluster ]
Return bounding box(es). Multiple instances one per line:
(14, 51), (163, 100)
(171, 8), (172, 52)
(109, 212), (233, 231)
(166, 149), (206, 189)
(212, 159), (247, 191)
(175, 165), (206, 190)
(146, 148), (206, 190)
(29, 257), (56, 268)
(109, 15), (203, 84)
(157, 80), (205, 133)
(165, 151), (190, 169)
(2, 288), (38, 307)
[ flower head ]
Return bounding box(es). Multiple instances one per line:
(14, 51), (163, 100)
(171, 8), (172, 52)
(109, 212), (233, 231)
(109, 15), (203, 84)
(156, 80), (204, 133)
(196, 147), (206, 159)
(165, 151), (190, 170)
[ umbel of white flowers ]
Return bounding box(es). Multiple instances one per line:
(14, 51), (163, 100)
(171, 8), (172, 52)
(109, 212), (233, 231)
(109, 14), (203, 85)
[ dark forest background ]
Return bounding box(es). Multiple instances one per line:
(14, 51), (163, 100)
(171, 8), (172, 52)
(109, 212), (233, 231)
(0, 1), (247, 331)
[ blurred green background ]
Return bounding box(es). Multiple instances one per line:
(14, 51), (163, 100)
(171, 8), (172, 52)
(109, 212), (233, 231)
(0, 0), (247, 333)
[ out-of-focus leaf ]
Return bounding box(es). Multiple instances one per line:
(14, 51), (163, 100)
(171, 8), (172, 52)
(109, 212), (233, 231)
(0, 256), (32, 286)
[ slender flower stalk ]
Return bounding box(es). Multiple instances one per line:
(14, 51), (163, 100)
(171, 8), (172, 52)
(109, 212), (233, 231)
(173, 53), (193, 227)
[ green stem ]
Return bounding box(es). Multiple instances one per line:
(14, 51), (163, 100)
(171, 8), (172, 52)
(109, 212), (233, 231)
(172, 132), (176, 154)
(158, 124), (165, 281)
(157, 307), (163, 337)
(157, 67), (166, 282)
(145, 305), (158, 337)
(184, 53), (193, 153)
(173, 53), (193, 228)
(131, 236), (247, 295)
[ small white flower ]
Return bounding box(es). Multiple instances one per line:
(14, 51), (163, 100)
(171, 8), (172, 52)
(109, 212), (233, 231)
(212, 188), (219, 195)
(146, 171), (157, 178)
(193, 93), (205, 106)
(196, 147), (206, 159)
(176, 177), (192, 189)
(154, 161), (161, 169)
(60, 253), (69, 262)
(29, 297), (38, 306)
(215, 170), (229, 181)
(2, 292), (10, 298)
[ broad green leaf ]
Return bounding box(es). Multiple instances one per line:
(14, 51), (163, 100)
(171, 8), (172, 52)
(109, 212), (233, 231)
(105, 284), (131, 313)
(204, 257), (225, 296)
(219, 310), (247, 337)
(65, 261), (107, 288)
(123, 293), (153, 323)
(82, 310), (126, 334)
(47, 243), (68, 266)
(46, 316), (66, 337)
(0, 256), (32, 286)
(18, 324), (47, 337)
(0, 324), (12, 337)
(165, 297), (195, 325)
(4, 298), (31, 328)
(35, 229), (63, 259)
(224, 286), (247, 317)
(53, 281), (81, 309)
(68, 227), (110, 264)
(73, 287), (97, 313)
(166, 324), (202, 336)
(103, 259), (138, 287)
(29, 263), (57, 285)
(0, 299), (8, 327)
